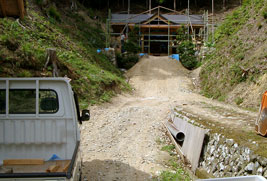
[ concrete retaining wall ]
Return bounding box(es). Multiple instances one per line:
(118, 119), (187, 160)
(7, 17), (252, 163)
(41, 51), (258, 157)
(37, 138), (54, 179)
(172, 109), (267, 179)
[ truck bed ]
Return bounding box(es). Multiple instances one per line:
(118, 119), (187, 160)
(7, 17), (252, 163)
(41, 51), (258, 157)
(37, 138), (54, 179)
(0, 160), (71, 174)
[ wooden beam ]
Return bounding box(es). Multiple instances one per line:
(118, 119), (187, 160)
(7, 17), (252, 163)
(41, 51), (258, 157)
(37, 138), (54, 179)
(143, 14), (169, 25)
(62, 161), (71, 172)
(3, 159), (44, 165)
(128, 24), (204, 29)
(0, 0), (7, 17)
(46, 165), (60, 173)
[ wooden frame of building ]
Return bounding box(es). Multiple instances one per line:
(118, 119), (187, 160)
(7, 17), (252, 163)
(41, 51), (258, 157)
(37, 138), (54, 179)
(109, 6), (205, 56)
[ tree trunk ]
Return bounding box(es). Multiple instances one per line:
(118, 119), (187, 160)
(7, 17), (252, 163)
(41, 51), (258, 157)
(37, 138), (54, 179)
(44, 48), (60, 77)
(223, 0), (226, 10)
(174, 0), (176, 10)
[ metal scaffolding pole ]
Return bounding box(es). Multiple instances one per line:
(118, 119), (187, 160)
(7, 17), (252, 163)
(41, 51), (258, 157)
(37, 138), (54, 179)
(168, 21), (170, 56)
(187, 0), (190, 40)
(149, 21), (151, 55)
(212, 0), (214, 43)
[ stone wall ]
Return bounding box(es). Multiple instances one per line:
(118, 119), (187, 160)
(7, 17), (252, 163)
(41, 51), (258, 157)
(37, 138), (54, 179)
(172, 109), (267, 179)
(200, 133), (267, 178)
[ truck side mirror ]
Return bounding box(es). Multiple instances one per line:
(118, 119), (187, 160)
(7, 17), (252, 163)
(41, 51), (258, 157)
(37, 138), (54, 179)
(81, 110), (90, 121)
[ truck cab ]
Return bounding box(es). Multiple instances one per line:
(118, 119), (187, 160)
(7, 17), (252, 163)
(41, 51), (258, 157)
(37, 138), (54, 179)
(0, 78), (89, 180)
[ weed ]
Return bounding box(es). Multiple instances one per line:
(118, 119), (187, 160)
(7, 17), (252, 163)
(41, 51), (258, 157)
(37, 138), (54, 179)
(17, 70), (32, 77)
(218, 95), (226, 102)
(48, 6), (61, 22)
(257, 22), (262, 30)
(263, 11), (267, 19)
(235, 97), (244, 105)
(155, 137), (163, 145)
(35, 0), (43, 6)
(161, 144), (175, 155)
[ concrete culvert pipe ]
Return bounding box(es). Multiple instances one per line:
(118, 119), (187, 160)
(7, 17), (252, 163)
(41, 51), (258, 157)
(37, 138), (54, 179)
(166, 121), (185, 143)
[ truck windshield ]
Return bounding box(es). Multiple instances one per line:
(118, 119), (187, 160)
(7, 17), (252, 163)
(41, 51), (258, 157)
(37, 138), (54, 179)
(0, 90), (5, 114)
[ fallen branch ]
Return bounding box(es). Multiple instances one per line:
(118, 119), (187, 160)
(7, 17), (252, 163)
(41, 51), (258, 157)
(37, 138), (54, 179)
(16, 19), (26, 30)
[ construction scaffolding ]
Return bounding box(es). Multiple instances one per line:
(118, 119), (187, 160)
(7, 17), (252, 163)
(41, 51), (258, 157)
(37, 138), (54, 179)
(107, 6), (209, 56)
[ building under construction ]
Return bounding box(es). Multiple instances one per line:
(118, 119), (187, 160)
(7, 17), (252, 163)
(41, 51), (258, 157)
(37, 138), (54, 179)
(108, 6), (207, 56)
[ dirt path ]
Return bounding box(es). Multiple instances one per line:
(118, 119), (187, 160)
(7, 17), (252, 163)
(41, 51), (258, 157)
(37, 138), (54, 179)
(81, 56), (259, 181)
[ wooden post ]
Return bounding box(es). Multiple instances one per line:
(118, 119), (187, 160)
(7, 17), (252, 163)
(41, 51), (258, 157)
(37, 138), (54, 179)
(17, 0), (24, 19)
(0, 0), (7, 17)
(142, 35), (144, 53)
(149, 0), (151, 14)
(223, 0), (226, 10)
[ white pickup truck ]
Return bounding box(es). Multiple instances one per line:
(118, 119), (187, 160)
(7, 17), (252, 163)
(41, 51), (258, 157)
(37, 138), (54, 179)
(0, 78), (90, 181)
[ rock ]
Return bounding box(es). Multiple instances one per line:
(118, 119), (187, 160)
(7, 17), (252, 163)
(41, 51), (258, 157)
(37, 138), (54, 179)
(219, 162), (225, 171)
(210, 146), (216, 155)
(224, 172), (232, 177)
(259, 157), (267, 167)
(253, 162), (260, 175)
(232, 166), (238, 172)
(233, 143), (239, 148)
(225, 139), (234, 146)
(257, 167), (263, 175)
(245, 162), (254, 173)
(238, 168), (245, 176)
(264, 170), (267, 178)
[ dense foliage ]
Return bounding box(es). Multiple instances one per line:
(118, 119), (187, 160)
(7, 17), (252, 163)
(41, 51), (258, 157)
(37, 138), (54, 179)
(176, 26), (199, 70)
(124, 26), (141, 54)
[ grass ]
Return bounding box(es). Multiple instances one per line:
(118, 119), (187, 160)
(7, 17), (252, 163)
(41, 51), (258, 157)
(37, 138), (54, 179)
(0, 4), (130, 108)
(200, 0), (266, 110)
(155, 141), (192, 180)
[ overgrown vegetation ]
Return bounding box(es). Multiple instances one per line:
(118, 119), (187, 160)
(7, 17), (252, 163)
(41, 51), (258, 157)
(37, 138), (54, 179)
(155, 141), (191, 180)
(200, 0), (267, 109)
(176, 26), (200, 70)
(0, 2), (129, 107)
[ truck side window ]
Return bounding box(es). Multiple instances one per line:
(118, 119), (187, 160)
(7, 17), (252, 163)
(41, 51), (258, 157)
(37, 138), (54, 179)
(39, 90), (59, 113)
(0, 90), (5, 114)
(9, 90), (36, 114)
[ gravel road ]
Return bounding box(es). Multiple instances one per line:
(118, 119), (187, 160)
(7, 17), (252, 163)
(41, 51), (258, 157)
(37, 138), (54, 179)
(81, 56), (257, 181)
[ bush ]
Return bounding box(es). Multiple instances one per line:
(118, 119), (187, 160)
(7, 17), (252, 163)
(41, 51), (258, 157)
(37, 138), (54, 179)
(176, 26), (200, 70)
(177, 40), (199, 70)
(48, 6), (61, 22)
(116, 53), (139, 69)
(124, 26), (141, 54)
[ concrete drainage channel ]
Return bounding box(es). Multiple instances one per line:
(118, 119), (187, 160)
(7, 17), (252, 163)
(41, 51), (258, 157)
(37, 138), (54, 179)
(165, 109), (267, 181)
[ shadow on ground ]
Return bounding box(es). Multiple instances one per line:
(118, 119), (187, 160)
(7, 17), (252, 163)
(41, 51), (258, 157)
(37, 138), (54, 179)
(82, 159), (153, 181)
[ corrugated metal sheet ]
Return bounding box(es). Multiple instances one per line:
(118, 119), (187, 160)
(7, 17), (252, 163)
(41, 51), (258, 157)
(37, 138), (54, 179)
(111, 14), (153, 24)
(111, 14), (204, 25)
(162, 14), (204, 25)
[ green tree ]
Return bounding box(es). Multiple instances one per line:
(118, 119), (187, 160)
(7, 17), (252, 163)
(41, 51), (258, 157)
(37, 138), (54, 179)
(176, 26), (199, 70)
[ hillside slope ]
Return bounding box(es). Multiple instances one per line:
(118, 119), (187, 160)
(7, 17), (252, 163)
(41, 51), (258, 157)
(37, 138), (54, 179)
(200, 0), (267, 110)
(0, 1), (129, 107)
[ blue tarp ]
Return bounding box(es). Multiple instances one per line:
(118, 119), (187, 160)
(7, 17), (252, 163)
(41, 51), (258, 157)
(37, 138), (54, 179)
(139, 53), (148, 57)
(48, 154), (61, 161)
(170, 54), (179, 61)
